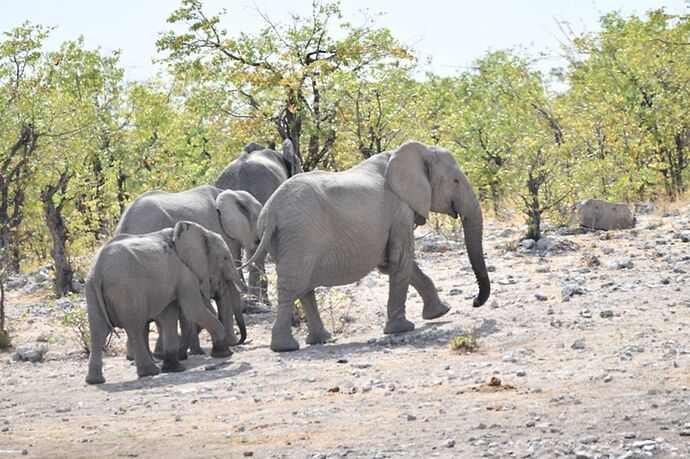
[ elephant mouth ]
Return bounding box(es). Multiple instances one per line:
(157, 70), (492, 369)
(450, 201), (459, 219)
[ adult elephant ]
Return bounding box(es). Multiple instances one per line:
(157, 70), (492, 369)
(245, 141), (490, 352)
(116, 185), (261, 356)
(86, 221), (244, 384)
(215, 140), (302, 303)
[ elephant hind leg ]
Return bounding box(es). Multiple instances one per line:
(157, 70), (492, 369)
(128, 325), (160, 378)
(270, 290), (300, 352)
(159, 303), (185, 373)
(301, 290), (332, 345)
(85, 293), (110, 384)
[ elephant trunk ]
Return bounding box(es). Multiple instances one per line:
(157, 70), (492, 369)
(459, 196), (490, 307)
(229, 283), (247, 344)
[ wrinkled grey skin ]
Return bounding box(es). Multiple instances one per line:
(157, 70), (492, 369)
(572, 198), (635, 230)
(116, 185), (261, 356)
(215, 140), (302, 302)
(245, 141), (490, 352)
(85, 221), (246, 384)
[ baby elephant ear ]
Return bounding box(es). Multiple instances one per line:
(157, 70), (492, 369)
(384, 141), (433, 219)
(173, 221), (211, 299)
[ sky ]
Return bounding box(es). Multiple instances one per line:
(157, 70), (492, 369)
(0, 0), (687, 82)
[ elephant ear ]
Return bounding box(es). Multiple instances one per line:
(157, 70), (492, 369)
(173, 221), (211, 299)
(282, 139), (302, 176)
(384, 141), (433, 219)
(216, 190), (258, 249)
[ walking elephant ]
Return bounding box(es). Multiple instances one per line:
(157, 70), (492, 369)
(215, 140), (302, 303)
(116, 185), (261, 357)
(244, 141), (490, 352)
(85, 221), (245, 384)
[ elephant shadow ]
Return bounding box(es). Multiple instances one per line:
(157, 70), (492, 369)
(278, 319), (497, 362)
(96, 359), (252, 393)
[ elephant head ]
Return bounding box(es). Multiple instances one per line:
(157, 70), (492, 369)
(384, 141), (490, 307)
(173, 220), (246, 343)
(243, 142), (265, 154)
(282, 139), (303, 177)
(215, 190), (262, 252)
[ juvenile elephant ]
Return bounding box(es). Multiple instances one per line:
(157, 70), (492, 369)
(245, 141), (490, 352)
(85, 221), (246, 384)
(117, 185), (261, 355)
(215, 140), (302, 303)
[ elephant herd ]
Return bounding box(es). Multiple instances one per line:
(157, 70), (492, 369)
(85, 140), (491, 385)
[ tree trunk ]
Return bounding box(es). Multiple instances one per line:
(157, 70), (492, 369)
(41, 174), (76, 297)
(525, 169), (543, 241)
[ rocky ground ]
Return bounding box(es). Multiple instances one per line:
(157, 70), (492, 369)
(1, 205), (690, 458)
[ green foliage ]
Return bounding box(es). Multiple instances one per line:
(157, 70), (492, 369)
(61, 303), (113, 355)
(449, 330), (479, 353)
(1, 4), (690, 272)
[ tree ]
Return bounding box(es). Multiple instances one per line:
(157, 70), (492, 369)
(157, 0), (414, 170)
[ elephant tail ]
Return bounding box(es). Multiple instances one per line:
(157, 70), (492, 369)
(89, 277), (115, 331)
(240, 217), (275, 270)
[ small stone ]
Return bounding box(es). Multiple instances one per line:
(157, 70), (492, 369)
(526, 420), (536, 427)
(679, 430), (690, 437)
(204, 364), (218, 371)
(36, 331), (55, 343)
(580, 308), (592, 318)
(442, 438), (456, 448)
(406, 414), (416, 421)
(571, 339), (586, 350)
(243, 452), (254, 457)
(575, 451), (592, 459)
(21, 449), (28, 456)
(679, 230), (690, 242)
(520, 239), (536, 250)
(536, 264), (550, 273)
(477, 422), (487, 429)
(535, 293), (548, 301)
(516, 370), (527, 377)
(623, 432), (638, 439)
(352, 362), (372, 369)
(13, 343), (48, 363)
(55, 406), (71, 413)
(581, 435), (599, 444)
(600, 309), (614, 318)
(603, 374), (613, 383)
(449, 287), (463, 296)
(175, 415), (182, 422)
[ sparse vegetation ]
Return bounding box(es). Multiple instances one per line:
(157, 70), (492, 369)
(317, 287), (357, 335)
(61, 302), (112, 355)
(449, 330), (479, 353)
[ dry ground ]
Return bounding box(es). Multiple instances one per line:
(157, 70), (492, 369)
(1, 208), (689, 458)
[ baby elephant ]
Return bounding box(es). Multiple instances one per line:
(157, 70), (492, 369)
(85, 221), (245, 384)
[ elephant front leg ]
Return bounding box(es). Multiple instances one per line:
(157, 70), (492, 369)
(159, 304), (185, 373)
(411, 262), (450, 320)
(382, 237), (415, 335)
(178, 291), (232, 359)
(301, 290), (332, 345)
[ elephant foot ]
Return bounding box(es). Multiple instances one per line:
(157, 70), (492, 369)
(422, 301), (451, 320)
(137, 364), (161, 378)
(210, 345), (233, 359)
(188, 345), (204, 356)
(383, 317), (415, 335)
(85, 372), (105, 385)
(161, 358), (186, 373)
(270, 334), (300, 352)
(224, 333), (240, 347)
(125, 351), (135, 361)
(306, 331), (332, 345)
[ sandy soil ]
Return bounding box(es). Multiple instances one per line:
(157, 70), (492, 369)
(1, 209), (689, 458)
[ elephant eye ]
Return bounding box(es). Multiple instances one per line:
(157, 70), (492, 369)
(453, 178), (460, 184)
